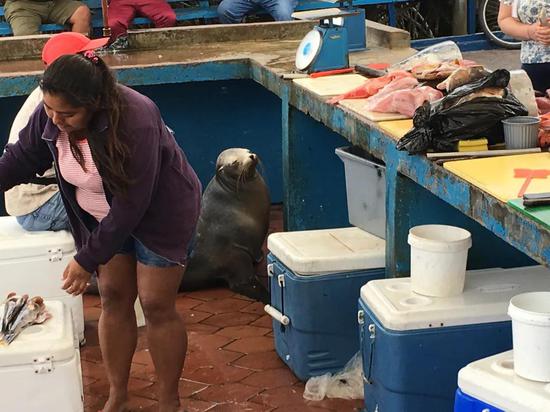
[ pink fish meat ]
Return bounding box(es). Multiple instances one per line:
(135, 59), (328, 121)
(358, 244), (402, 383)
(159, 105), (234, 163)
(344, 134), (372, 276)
(365, 86), (444, 117)
(327, 70), (413, 104)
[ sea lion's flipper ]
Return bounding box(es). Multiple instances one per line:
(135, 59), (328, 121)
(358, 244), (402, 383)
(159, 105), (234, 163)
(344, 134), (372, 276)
(233, 243), (263, 264)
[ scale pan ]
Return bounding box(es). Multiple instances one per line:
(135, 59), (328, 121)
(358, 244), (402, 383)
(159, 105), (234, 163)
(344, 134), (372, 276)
(295, 29), (322, 71)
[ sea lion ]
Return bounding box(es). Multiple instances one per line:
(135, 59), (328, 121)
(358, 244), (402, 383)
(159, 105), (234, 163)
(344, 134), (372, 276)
(182, 148), (270, 302)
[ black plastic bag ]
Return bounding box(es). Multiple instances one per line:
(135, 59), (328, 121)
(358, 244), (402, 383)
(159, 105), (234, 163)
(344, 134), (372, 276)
(396, 69), (528, 154)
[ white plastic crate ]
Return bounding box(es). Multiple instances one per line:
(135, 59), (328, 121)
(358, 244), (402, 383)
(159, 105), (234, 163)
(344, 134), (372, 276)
(335, 146), (386, 239)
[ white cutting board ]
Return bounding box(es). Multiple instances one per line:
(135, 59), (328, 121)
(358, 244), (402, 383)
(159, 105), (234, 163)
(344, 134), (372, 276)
(339, 99), (409, 121)
(293, 74), (367, 96)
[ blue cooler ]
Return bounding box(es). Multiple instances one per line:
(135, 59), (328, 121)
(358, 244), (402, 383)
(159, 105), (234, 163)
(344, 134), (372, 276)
(358, 266), (550, 412)
(455, 350), (550, 411)
(265, 227), (385, 381)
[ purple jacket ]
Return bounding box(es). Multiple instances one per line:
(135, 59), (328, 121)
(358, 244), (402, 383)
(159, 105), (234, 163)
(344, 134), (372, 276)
(0, 85), (201, 273)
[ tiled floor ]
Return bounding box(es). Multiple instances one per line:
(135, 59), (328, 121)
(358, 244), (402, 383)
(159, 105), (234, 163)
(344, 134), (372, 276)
(81, 205), (364, 411)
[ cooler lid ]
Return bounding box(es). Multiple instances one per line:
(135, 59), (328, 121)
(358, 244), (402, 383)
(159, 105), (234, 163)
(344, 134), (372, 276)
(360, 266), (550, 330)
(267, 227), (385, 275)
(458, 351), (550, 411)
(0, 216), (75, 261)
(0, 300), (75, 367)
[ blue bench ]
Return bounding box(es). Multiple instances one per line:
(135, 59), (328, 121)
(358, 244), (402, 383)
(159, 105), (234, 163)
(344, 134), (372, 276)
(0, 0), (408, 37)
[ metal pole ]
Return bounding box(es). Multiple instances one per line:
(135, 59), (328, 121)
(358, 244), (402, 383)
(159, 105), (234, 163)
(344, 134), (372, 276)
(101, 0), (111, 38)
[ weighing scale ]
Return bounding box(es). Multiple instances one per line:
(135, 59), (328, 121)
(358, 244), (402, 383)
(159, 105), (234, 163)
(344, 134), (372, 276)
(294, 9), (358, 74)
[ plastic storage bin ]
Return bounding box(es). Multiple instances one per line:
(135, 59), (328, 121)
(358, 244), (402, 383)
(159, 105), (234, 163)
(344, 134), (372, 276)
(335, 146), (386, 239)
(0, 217), (84, 344)
(358, 265), (550, 412)
(455, 350), (550, 412)
(0, 300), (83, 412)
(266, 227), (385, 380)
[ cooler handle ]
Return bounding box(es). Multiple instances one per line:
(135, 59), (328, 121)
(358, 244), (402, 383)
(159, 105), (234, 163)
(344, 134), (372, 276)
(365, 323), (376, 384)
(264, 304), (290, 326)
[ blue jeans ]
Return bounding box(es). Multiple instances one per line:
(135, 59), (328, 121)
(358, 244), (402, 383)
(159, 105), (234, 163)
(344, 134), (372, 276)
(118, 238), (179, 268)
(217, 0), (296, 23)
(16, 192), (70, 232)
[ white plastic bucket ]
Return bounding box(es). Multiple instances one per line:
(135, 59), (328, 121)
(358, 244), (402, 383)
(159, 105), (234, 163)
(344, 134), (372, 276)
(508, 292), (550, 382)
(408, 225), (472, 297)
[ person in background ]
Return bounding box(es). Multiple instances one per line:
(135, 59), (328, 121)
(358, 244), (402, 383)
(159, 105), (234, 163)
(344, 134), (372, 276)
(5, 32), (108, 232)
(217, 0), (296, 24)
(498, 0), (550, 92)
(0, 52), (201, 412)
(106, 0), (177, 51)
(4, 0), (91, 36)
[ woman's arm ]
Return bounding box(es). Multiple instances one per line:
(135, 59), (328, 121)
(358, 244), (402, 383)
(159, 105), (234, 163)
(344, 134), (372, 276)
(498, 2), (550, 44)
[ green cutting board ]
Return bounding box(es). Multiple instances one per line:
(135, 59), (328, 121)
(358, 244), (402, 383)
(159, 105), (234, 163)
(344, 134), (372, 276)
(508, 198), (550, 230)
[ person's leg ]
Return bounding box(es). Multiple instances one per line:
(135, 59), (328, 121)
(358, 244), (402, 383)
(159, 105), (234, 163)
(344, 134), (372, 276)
(3, 0), (43, 36)
(217, 0), (255, 24)
(48, 0), (90, 35)
(136, 243), (185, 411)
(259, 0), (296, 21)
(16, 191), (70, 232)
(522, 63), (550, 94)
(107, 0), (137, 42)
(136, 0), (176, 28)
(97, 253), (138, 412)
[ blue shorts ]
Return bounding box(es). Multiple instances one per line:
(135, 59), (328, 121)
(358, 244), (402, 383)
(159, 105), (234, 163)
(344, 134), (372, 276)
(118, 237), (179, 268)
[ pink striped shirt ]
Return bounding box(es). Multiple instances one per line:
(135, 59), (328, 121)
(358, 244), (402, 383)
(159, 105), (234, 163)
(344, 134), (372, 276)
(56, 131), (110, 221)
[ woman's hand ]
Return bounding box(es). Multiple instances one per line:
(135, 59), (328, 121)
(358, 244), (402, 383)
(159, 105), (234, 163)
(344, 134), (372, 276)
(62, 258), (92, 296)
(530, 22), (550, 45)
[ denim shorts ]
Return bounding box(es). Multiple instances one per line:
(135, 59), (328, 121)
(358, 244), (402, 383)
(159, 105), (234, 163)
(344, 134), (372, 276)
(118, 237), (179, 268)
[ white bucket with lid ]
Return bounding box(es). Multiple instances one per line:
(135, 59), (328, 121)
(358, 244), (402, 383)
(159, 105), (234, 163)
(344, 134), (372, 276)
(508, 292), (550, 382)
(408, 225), (472, 297)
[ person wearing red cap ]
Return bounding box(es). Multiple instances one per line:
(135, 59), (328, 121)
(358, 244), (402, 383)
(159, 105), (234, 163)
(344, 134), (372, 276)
(5, 32), (108, 233)
(106, 0), (176, 50)
(4, 0), (91, 36)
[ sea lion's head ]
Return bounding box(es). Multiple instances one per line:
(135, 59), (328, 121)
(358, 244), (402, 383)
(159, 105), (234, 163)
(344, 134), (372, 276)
(216, 148), (259, 182)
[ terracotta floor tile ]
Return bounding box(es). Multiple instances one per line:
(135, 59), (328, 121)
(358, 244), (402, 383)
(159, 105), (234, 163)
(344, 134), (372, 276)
(249, 386), (304, 408)
(241, 368), (298, 389)
(239, 301), (266, 315)
(84, 306), (102, 322)
(182, 363), (254, 385)
(216, 325), (270, 339)
(81, 345), (103, 363)
(138, 379), (209, 401)
(188, 332), (234, 353)
(83, 294), (101, 308)
(181, 398), (218, 412)
(83, 393), (107, 412)
(313, 397), (364, 411)
(84, 378), (110, 396)
(206, 401), (268, 412)
(186, 322), (221, 335)
(81, 359), (106, 380)
(271, 405), (332, 412)
(132, 348), (154, 366)
(186, 288), (236, 301)
(194, 297), (251, 315)
(231, 351), (285, 371)
(126, 394), (157, 409)
(82, 375), (98, 387)
(194, 382), (261, 403)
(130, 362), (157, 382)
(83, 321), (99, 347)
(185, 349), (243, 374)
(249, 315), (273, 329)
(182, 309), (213, 325)
(86, 377), (152, 397)
(231, 293), (256, 302)
(176, 296), (206, 311)
(223, 336), (274, 354)
(202, 312), (260, 328)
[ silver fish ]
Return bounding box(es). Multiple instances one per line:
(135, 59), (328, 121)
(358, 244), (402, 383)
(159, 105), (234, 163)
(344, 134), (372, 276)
(0, 294), (51, 345)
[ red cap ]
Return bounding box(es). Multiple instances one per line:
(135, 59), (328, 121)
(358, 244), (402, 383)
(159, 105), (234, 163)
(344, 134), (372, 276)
(41, 32), (109, 66)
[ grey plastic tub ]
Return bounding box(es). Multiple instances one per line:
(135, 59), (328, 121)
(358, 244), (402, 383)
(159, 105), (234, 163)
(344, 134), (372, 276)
(335, 146), (386, 239)
(502, 116), (540, 149)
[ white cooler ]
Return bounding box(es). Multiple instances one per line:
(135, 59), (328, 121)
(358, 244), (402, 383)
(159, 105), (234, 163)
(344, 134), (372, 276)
(0, 217), (84, 344)
(0, 300), (84, 412)
(456, 350), (550, 412)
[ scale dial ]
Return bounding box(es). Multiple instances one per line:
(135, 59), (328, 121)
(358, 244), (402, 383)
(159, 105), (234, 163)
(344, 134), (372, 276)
(295, 29), (323, 71)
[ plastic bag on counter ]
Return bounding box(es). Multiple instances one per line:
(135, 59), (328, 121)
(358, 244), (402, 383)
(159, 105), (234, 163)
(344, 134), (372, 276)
(388, 40), (462, 72)
(303, 352), (364, 401)
(396, 69), (528, 154)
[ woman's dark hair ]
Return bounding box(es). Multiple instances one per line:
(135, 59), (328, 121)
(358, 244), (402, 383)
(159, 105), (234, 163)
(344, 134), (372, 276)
(40, 53), (130, 196)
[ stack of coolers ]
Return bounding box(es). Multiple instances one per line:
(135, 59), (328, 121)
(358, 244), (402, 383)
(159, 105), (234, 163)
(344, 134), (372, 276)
(0, 216), (84, 344)
(455, 291), (550, 412)
(266, 227), (385, 380)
